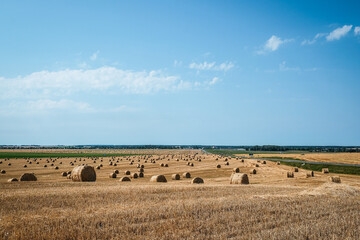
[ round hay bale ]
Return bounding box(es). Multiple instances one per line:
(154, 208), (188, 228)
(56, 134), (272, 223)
(225, 162), (229, 166)
(182, 172), (191, 178)
(190, 163), (194, 167)
(230, 173), (249, 184)
(276, 161), (280, 165)
(71, 165), (96, 182)
(241, 159), (244, 163)
(114, 170), (119, 174)
(233, 168), (240, 173)
(287, 172), (294, 178)
(191, 177), (204, 184)
(329, 176), (341, 183)
(20, 173), (37, 181)
(172, 174), (180, 180)
(1, 170), (6, 174)
(23, 165), (27, 168)
(109, 173), (117, 178)
(160, 163), (164, 167)
(131, 173), (138, 179)
(61, 172), (68, 177)
(150, 175), (167, 183)
(119, 177), (131, 182)
(322, 168), (329, 174)
(255, 164), (259, 167)
(8, 178), (18, 182)
(138, 172), (144, 178)
(96, 166), (101, 170)
(262, 160), (267, 164)
(54, 166), (59, 170)
(43, 164), (47, 168)
(294, 167), (299, 172)
(250, 169), (257, 174)
(164, 164), (169, 167)
(67, 174), (72, 179)
(8, 163), (11, 166)
(216, 164), (221, 168)
(139, 168), (144, 173)
(125, 170), (131, 175)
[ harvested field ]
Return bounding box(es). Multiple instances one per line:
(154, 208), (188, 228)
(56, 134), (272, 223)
(1, 149), (359, 239)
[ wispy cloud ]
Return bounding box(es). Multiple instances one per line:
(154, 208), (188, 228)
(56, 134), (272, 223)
(209, 77), (219, 85)
(189, 61), (234, 71)
(217, 62), (234, 71)
(355, 26), (360, 36)
(90, 51), (100, 61)
(0, 99), (137, 116)
(27, 99), (94, 112)
(0, 67), (190, 99)
(301, 33), (326, 45)
(326, 25), (353, 41)
(257, 35), (292, 54)
(189, 61), (216, 70)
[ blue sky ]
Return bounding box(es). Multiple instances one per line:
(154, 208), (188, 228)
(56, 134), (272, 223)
(0, 0), (360, 145)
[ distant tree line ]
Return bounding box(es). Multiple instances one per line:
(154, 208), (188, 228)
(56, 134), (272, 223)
(0, 145), (359, 152)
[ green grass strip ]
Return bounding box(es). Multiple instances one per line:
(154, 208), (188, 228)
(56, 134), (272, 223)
(271, 160), (360, 176)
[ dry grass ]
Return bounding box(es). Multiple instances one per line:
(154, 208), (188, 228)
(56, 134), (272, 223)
(1, 183), (359, 240)
(0, 150), (360, 239)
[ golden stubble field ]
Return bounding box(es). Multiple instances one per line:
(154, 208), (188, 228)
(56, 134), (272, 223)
(1, 150), (359, 240)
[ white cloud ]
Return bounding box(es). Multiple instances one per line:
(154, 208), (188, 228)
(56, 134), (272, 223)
(326, 25), (353, 41)
(301, 33), (326, 45)
(189, 61), (234, 71)
(90, 51), (99, 61)
(265, 35), (283, 51)
(257, 35), (292, 54)
(217, 62), (234, 71)
(0, 67), (190, 99)
(355, 26), (360, 36)
(209, 77), (219, 85)
(189, 61), (216, 70)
